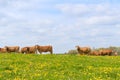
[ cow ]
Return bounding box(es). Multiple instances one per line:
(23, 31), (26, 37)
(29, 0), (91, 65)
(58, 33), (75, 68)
(75, 46), (91, 55)
(89, 50), (100, 56)
(114, 52), (118, 56)
(0, 48), (7, 53)
(21, 46), (37, 54)
(99, 49), (113, 56)
(27, 46), (37, 54)
(4, 46), (20, 53)
(20, 47), (29, 54)
(35, 45), (53, 54)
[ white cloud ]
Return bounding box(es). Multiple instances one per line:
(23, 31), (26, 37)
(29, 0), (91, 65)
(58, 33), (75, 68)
(85, 15), (120, 25)
(0, 1), (120, 53)
(56, 4), (91, 15)
(56, 3), (120, 16)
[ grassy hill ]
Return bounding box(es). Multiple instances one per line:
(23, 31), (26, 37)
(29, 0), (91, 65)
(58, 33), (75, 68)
(0, 54), (120, 80)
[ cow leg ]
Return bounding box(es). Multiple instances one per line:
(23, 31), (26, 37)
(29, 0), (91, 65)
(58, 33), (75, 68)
(109, 53), (112, 56)
(50, 50), (53, 54)
(40, 52), (42, 54)
(81, 52), (84, 55)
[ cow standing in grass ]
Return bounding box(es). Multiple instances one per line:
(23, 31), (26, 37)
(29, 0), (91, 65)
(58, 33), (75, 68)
(21, 47), (29, 54)
(0, 48), (7, 53)
(99, 49), (113, 56)
(27, 46), (37, 54)
(21, 46), (37, 54)
(76, 46), (91, 55)
(5, 46), (20, 53)
(35, 45), (53, 54)
(89, 51), (100, 56)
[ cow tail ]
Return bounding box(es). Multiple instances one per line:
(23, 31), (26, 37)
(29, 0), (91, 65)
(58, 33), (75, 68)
(50, 46), (53, 54)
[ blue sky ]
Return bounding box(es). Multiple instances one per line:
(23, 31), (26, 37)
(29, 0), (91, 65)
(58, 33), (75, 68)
(0, 0), (120, 53)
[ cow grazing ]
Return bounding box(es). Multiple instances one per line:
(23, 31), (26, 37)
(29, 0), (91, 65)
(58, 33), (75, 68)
(5, 46), (20, 53)
(99, 49), (113, 56)
(76, 46), (91, 55)
(0, 48), (7, 53)
(35, 45), (53, 54)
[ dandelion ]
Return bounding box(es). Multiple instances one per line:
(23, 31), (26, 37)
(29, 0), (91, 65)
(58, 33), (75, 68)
(5, 70), (12, 73)
(117, 73), (120, 77)
(14, 77), (21, 80)
(93, 76), (102, 80)
(34, 73), (41, 77)
(87, 66), (93, 70)
(0, 74), (2, 78)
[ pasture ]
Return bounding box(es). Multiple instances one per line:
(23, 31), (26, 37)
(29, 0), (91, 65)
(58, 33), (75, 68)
(0, 53), (120, 80)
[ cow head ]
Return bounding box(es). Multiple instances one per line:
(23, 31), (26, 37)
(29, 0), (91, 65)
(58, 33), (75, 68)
(35, 45), (39, 49)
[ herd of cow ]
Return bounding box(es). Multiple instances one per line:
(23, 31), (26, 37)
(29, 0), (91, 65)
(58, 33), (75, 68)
(0, 45), (118, 56)
(76, 46), (118, 56)
(0, 45), (53, 54)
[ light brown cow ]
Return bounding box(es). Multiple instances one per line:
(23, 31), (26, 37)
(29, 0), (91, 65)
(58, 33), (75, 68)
(27, 46), (37, 54)
(20, 47), (29, 54)
(0, 48), (7, 53)
(21, 46), (37, 54)
(89, 51), (99, 56)
(76, 46), (91, 55)
(99, 49), (113, 56)
(5, 46), (20, 53)
(35, 45), (53, 54)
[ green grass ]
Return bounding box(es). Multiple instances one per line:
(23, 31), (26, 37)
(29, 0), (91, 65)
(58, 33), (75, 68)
(0, 54), (120, 80)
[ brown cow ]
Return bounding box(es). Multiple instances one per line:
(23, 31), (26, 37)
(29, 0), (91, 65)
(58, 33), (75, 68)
(20, 47), (29, 54)
(27, 46), (37, 54)
(99, 49), (113, 56)
(89, 50), (100, 56)
(21, 46), (37, 54)
(35, 45), (53, 54)
(0, 48), (7, 53)
(5, 46), (20, 53)
(76, 46), (91, 55)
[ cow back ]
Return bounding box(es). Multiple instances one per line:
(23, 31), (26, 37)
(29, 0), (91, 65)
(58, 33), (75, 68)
(36, 45), (53, 54)
(5, 46), (20, 53)
(0, 48), (7, 53)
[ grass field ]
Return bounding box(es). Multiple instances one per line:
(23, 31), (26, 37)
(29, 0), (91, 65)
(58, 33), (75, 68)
(0, 54), (120, 80)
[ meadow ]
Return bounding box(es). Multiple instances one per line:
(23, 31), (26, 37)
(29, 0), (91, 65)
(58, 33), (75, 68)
(0, 53), (120, 80)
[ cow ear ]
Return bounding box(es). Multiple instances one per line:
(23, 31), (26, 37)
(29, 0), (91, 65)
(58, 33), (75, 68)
(75, 46), (78, 48)
(75, 46), (79, 48)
